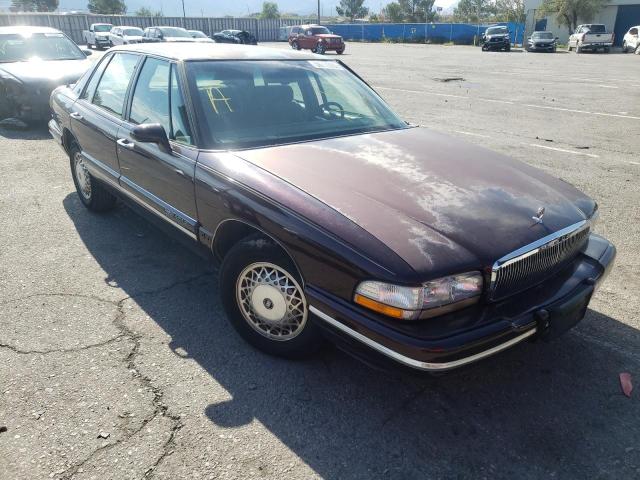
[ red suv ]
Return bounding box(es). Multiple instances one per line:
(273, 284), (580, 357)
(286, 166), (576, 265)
(289, 25), (345, 55)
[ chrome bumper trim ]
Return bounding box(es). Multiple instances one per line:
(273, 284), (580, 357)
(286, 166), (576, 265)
(310, 305), (536, 371)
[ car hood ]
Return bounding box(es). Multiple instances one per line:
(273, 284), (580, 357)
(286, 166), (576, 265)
(235, 127), (594, 276)
(0, 59), (92, 88)
(123, 35), (144, 41)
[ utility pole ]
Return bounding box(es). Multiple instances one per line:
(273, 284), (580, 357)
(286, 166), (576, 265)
(181, 0), (186, 26)
(317, 0), (321, 24)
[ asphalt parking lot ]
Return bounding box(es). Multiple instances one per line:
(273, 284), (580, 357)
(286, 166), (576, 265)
(1, 42), (639, 479)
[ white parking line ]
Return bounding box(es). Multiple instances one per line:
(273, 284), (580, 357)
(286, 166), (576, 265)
(454, 130), (491, 138)
(374, 86), (640, 121)
(526, 143), (599, 158)
(627, 161), (640, 166)
(525, 104), (640, 120)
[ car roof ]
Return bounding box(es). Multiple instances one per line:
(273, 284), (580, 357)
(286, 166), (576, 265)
(0, 26), (63, 35)
(109, 43), (321, 61)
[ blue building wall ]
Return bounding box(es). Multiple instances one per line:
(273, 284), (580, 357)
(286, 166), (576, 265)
(323, 22), (525, 45)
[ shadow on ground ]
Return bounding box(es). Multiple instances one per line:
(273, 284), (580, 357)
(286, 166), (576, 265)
(63, 193), (640, 479)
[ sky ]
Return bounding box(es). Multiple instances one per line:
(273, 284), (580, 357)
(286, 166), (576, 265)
(47, 0), (459, 17)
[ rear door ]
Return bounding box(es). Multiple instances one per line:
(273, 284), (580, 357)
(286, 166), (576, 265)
(116, 57), (198, 237)
(71, 52), (141, 186)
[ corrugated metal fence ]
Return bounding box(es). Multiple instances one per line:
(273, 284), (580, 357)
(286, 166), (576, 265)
(324, 22), (525, 45)
(0, 14), (524, 46)
(0, 14), (313, 44)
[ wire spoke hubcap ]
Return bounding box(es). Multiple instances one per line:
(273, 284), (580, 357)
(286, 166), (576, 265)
(236, 262), (307, 341)
(74, 152), (91, 200)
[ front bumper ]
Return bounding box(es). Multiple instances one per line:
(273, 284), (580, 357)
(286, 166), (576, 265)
(308, 234), (615, 372)
(529, 43), (555, 51)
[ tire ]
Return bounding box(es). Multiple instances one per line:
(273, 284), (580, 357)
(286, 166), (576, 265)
(481, 44), (488, 51)
(623, 41), (628, 53)
(219, 235), (323, 359)
(69, 144), (116, 212)
(567, 44), (572, 52)
(291, 40), (300, 50)
(505, 45), (510, 52)
(603, 47), (610, 53)
(575, 43), (581, 53)
(636, 45), (640, 55)
(316, 43), (326, 54)
(336, 48), (344, 54)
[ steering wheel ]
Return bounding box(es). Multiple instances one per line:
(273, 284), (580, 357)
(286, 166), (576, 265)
(320, 101), (345, 119)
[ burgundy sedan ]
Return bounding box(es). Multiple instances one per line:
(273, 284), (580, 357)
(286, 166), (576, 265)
(49, 44), (614, 372)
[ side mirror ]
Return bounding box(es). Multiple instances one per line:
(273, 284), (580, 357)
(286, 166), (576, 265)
(555, 37), (559, 40)
(82, 49), (92, 56)
(131, 123), (171, 152)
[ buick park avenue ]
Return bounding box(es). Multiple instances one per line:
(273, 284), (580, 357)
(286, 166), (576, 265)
(49, 44), (615, 372)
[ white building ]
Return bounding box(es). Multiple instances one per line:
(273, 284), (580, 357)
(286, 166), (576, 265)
(524, 0), (640, 45)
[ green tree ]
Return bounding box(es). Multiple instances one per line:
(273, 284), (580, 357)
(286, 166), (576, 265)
(382, 2), (404, 22)
(260, 1), (280, 19)
(494, 0), (524, 22)
(453, 0), (496, 22)
(540, 0), (604, 34)
(336, 0), (369, 21)
(87, 0), (126, 15)
(399, 0), (436, 22)
(11, 0), (58, 11)
(135, 6), (163, 16)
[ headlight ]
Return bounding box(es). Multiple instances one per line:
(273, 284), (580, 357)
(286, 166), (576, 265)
(354, 272), (483, 320)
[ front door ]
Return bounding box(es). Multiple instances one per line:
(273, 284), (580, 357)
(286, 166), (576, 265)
(116, 56), (199, 236)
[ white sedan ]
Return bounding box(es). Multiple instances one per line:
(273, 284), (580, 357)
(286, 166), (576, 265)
(109, 27), (144, 46)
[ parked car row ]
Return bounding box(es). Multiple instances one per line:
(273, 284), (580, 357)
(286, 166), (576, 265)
(82, 22), (256, 49)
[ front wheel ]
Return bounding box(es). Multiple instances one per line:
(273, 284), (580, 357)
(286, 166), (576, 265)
(575, 43), (582, 53)
(219, 235), (323, 358)
(316, 43), (326, 54)
(603, 46), (610, 53)
(70, 144), (116, 212)
(291, 40), (300, 50)
(623, 41), (628, 53)
(505, 45), (511, 52)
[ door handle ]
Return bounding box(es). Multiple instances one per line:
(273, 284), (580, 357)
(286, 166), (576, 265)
(116, 138), (135, 149)
(174, 168), (186, 177)
(70, 112), (83, 120)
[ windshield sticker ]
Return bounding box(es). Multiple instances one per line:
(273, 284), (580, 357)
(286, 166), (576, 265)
(308, 61), (342, 70)
(206, 87), (233, 114)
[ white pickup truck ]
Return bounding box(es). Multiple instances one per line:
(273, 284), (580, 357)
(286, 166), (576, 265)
(82, 23), (113, 50)
(568, 24), (614, 53)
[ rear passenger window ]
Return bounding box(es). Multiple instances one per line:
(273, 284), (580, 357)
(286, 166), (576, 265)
(92, 53), (139, 117)
(81, 54), (112, 100)
(130, 57), (170, 127)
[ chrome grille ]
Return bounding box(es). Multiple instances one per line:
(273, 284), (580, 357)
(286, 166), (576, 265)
(489, 221), (590, 301)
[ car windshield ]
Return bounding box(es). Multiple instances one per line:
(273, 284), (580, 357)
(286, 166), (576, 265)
(310, 27), (331, 35)
(94, 25), (112, 32)
(0, 32), (85, 63)
(533, 32), (554, 39)
(190, 31), (208, 38)
(186, 60), (407, 149)
(123, 28), (143, 36)
(160, 27), (191, 38)
(585, 25), (606, 33)
(486, 27), (508, 35)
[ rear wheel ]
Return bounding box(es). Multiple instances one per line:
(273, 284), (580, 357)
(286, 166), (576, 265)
(69, 144), (116, 212)
(336, 47), (344, 54)
(219, 235), (323, 358)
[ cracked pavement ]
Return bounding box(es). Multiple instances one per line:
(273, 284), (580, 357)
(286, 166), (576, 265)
(1, 44), (639, 479)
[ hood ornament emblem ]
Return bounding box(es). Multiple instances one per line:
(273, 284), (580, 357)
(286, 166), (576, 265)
(532, 207), (545, 225)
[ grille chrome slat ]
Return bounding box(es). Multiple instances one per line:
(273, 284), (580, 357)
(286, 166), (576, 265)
(489, 221), (590, 301)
